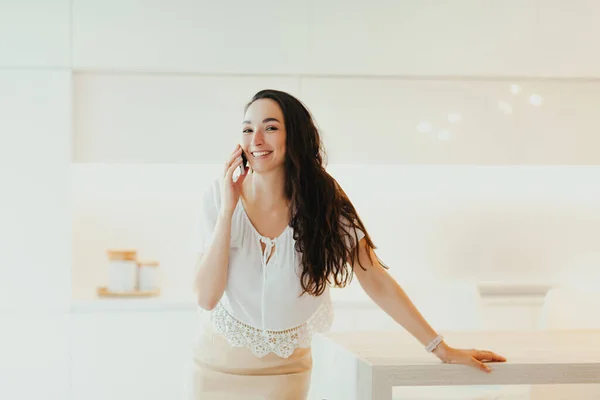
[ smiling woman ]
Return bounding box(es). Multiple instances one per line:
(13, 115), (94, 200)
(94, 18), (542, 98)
(189, 89), (505, 399)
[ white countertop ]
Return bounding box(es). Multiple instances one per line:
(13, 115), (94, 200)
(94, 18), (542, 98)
(70, 289), (198, 313)
(313, 329), (600, 399)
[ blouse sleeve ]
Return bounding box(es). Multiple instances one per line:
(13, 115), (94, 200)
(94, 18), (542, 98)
(192, 179), (221, 253)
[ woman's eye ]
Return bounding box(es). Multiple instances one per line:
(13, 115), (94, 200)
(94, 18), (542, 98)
(266, 126), (277, 131)
(242, 128), (252, 134)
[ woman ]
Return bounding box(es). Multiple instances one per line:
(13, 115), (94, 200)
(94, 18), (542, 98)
(191, 89), (506, 399)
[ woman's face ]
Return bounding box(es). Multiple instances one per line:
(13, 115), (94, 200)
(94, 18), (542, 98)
(241, 99), (287, 174)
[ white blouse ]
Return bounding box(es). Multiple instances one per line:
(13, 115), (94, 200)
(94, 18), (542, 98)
(194, 178), (364, 358)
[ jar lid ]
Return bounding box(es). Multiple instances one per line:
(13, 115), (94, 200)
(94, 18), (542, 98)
(107, 250), (137, 261)
(137, 260), (159, 267)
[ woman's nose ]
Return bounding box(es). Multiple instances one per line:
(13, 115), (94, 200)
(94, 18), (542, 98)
(251, 129), (264, 146)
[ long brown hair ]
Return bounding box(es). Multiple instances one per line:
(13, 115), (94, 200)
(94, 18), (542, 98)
(246, 90), (387, 296)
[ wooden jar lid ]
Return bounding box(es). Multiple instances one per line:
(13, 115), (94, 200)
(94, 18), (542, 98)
(107, 250), (137, 261)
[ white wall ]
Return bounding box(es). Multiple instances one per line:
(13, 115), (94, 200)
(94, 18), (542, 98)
(72, 164), (600, 297)
(4, 1), (600, 399)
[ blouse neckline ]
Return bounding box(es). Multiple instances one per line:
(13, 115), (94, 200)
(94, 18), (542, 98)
(237, 198), (291, 244)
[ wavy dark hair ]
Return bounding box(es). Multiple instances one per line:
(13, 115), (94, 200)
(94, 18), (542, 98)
(246, 89), (388, 297)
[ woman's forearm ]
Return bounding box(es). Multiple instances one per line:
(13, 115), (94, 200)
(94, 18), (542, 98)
(361, 268), (447, 353)
(194, 211), (233, 310)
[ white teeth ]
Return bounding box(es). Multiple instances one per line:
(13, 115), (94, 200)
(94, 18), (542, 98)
(252, 151), (272, 157)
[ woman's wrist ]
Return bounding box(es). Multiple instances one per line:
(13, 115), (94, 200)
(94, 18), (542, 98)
(431, 341), (451, 361)
(218, 207), (234, 220)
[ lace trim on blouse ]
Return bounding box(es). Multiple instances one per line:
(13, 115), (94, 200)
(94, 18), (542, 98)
(209, 298), (334, 359)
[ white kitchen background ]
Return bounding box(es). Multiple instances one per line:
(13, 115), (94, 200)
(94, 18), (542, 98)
(2, 1), (600, 399)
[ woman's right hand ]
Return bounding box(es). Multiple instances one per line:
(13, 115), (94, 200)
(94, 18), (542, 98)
(220, 144), (248, 217)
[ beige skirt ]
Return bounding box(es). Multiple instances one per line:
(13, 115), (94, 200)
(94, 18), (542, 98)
(189, 311), (313, 400)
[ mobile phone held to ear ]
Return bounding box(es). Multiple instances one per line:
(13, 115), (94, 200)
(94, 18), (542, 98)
(240, 150), (248, 174)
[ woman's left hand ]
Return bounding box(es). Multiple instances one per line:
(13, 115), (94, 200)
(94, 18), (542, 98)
(432, 343), (507, 373)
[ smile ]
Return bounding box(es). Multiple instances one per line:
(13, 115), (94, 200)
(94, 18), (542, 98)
(251, 151), (273, 158)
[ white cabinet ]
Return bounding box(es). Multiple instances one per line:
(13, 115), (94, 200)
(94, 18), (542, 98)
(72, 0), (310, 73)
(0, 70), (72, 314)
(71, 309), (198, 400)
(0, 0), (71, 67)
(0, 314), (70, 400)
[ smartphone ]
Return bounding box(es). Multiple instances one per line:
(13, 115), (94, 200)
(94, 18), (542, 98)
(240, 150), (248, 174)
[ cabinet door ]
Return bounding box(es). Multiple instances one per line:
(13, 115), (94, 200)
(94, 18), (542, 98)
(0, 314), (70, 400)
(71, 310), (198, 400)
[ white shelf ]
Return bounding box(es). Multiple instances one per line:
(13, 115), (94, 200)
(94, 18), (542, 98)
(71, 290), (197, 313)
(478, 281), (554, 298)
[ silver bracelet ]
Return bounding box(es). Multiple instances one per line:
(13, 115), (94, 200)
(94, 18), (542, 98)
(425, 334), (444, 352)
